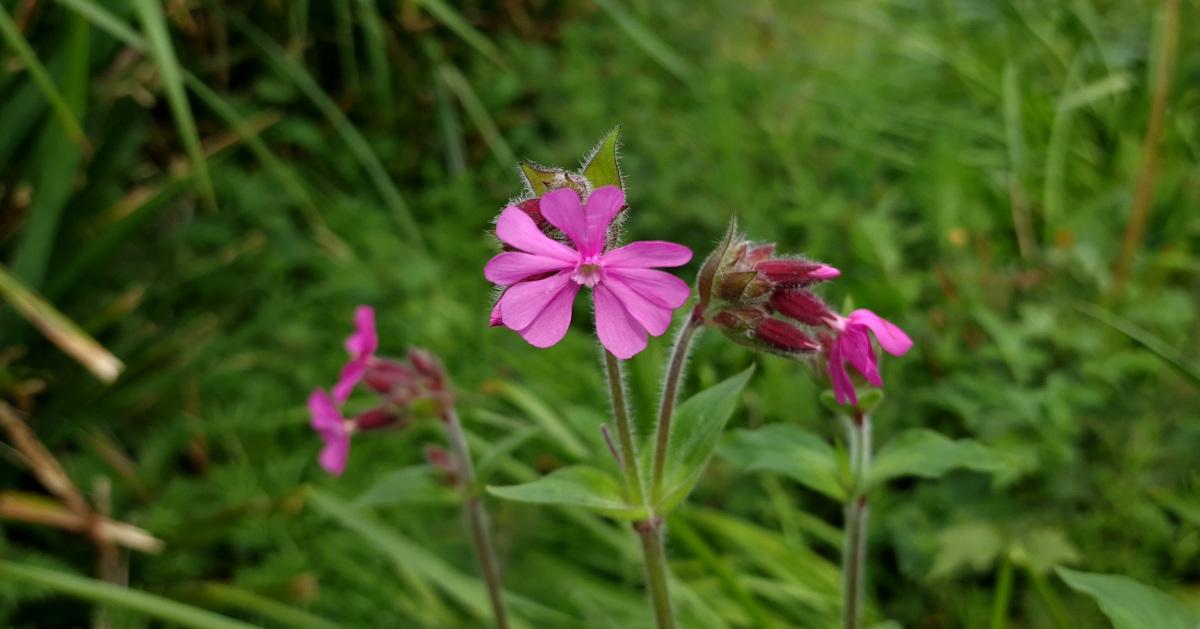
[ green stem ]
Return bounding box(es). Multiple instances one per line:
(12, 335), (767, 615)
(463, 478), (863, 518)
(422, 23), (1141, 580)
(442, 406), (509, 629)
(650, 314), (702, 505)
(604, 351), (644, 504)
(990, 554), (1014, 629)
(842, 411), (872, 629)
(636, 521), (676, 629)
(1027, 566), (1070, 629)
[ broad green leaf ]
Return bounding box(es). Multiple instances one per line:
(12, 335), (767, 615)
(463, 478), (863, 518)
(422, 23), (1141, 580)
(1057, 567), (1198, 629)
(581, 127), (623, 190)
(655, 366), (755, 513)
(488, 465), (647, 520)
(928, 521), (1004, 579)
(0, 561), (255, 629)
(355, 465), (460, 508)
(868, 429), (1007, 490)
(720, 425), (848, 502)
(1015, 527), (1081, 574)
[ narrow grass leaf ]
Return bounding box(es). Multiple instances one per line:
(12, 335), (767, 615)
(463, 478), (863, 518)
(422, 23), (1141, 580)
(0, 5), (89, 151)
(0, 561), (256, 629)
(172, 582), (340, 629)
(1076, 303), (1200, 389)
(439, 63), (516, 167)
(415, 0), (510, 72)
(130, 0), (216, 211)
(592, 0), (692, 83)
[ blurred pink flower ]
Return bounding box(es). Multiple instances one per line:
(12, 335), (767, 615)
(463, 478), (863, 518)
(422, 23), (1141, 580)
(333, 306), (378, 403)
(827, 309), (913, 405)
(307, 389), (350, 476)
(485, 186), (692, 359)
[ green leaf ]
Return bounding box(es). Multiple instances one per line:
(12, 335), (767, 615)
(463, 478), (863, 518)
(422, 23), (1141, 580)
(928, 521), (1004, 579)
(0, 561), (256, 629)
(720, 425), (848, 502)
(868, 429), (1007, 490)
(487, 465), (647, 520)
(354, 465), (460, 508)
(581, 127), (623, 190)
(655, 366), (755, 513)
(1056, 567), (1198, 629)
(518, 161), (566, 197)
(0, 5), (88, 150)
(414, 0), (511, 72)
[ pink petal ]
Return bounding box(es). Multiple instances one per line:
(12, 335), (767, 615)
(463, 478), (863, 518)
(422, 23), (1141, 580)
(849, 309), (913, 356)
(484, 252), (571, 285)
(489, 298), (504, 327)
(319, 435), (350, 476)
(841, 326), (882, 387)
(602, 240), (692, 269)
(498, 272), (575, 332)
(605, 268), (691, 309)
(345, 306), (378, 358)
(827, 344), (857, 406)
(516, 281), (580, 348)
(333, 359), (367, 404)
(539, 188), (589, 253)
(602, 276), (675, 336)
(593, 283), (649, 359)
(307, 389), (344, 432)
(583, 186), (625, 255)
(495, 206), (577, 261)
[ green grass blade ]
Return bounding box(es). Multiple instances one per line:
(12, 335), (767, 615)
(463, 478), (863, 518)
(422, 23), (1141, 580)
(0, 263), (124, 382)
(7, 12), (89, 290)
(334, 0), (361, 93)
(130, 0), (217, 211)
(592, 0), (692, 83)
(0, 4), (89, 151)
(438, 63), (516, 168)
(415, 0), (510, 72)
(226, 13), (422, 244)
(356, 0), (394, 125)
(1076, 303), (1200, 389)
(0, 561), (257, 629)
(173, 582), (341, 629)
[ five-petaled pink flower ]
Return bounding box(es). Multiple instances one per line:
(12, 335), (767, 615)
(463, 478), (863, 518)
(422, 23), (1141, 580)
(485, 186), (692, 359)
(333, 306), (378, 404)
(308, 389), (351, 476)
(827, 309), (913, 405)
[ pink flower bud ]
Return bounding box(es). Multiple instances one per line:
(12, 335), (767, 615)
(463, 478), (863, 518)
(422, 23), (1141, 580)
(744, 243), (775, 265)
(756, 318), (820, 353)
(353, 406), (405, 431)
(770, 289), (835, 327)
(363, 359), (414, 394)
(755, 260), (841, 285)
(407, 348), (444, 388)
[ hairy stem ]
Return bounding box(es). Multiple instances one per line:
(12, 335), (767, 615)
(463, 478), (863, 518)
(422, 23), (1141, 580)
(604, 351), (644, 504)
(636, 520), (676, 629)
(842, 411), (872, 629)
(442, 406), (509, 629)
(651, 313), (702, 504)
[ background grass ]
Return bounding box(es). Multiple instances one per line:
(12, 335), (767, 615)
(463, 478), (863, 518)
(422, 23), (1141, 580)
(1, 0), (1198, 627)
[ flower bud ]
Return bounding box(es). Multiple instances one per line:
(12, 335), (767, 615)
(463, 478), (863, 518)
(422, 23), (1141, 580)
(424, 444), (458, 484)
(353, 406), (405, 431)
(755, 318), (820, 354)
(755, 260), (840, 286)
(770, 289), (835, 327)
(407, 348), (445, 389)
(363, 359), (414, 394)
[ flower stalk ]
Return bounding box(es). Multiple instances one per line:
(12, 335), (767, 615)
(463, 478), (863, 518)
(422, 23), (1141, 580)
(441, 404), (510, 629)
(842, 410), (872, 629)
(650, 307), (703, 506)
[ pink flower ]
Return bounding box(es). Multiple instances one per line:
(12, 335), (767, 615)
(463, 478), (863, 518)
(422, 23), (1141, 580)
(308, 389), (351, 475)
(484, 186), (692, 359)
(333, 306), (378, 404)
(827, 309), (913, 405)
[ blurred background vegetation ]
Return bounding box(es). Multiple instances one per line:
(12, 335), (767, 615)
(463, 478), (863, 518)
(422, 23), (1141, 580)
(0, 0), (1197, 626)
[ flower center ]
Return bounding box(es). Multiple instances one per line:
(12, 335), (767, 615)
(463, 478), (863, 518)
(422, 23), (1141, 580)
(571, 258), (604, 287)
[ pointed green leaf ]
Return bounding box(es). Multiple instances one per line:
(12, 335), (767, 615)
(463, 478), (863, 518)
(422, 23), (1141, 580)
(655, 366), (755, 513)
(868, 429), (1007, 490)
(518, 161), (566, 196)
(720, 425), (848, 502)
(488, 465), (647, 520)
(580, 127), (622, 190)
(1056, 567), (1198, 629)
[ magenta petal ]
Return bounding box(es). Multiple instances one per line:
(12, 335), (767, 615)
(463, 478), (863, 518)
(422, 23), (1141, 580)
(583, 186), (625, 255)
(308, 389), (344, 432)
(484, 252), (571, 285)
(495, 206), (577, 261)
(593, 283), (649, 359)
(539, 188), (589, 252)
(345, 306), (378, 358)
(602, 277), (674, 336)
(841, 326), (882, 387)
(605, 268), (691, 309)
(827, 344), (857, 405)
(319, 434), (350, 476)
(849, 309), (913, 356)
(602, 241), (692, 269)
(333, 359), (366, 404)
(498, 272), (575, 332)
(489, 298), (504, 327)
(516, 281), (580, 348)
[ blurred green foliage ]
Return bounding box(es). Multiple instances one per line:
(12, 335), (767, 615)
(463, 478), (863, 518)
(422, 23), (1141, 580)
(0, 0), (1197, 627)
